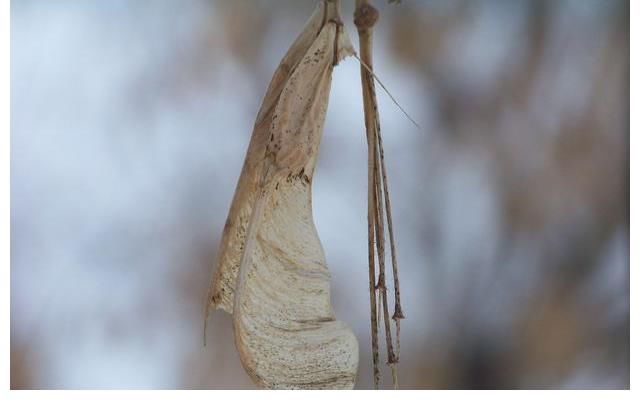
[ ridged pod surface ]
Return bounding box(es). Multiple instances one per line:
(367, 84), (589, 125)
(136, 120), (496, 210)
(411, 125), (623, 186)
(205, 1), (359, 389)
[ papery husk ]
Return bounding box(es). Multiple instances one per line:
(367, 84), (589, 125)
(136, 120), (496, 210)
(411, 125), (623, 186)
(205, 0), (358, 389)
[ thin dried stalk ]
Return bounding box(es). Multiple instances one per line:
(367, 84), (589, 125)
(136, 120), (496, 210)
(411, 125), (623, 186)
(376, 105), (405, 359)
(355, 0), (404, 390)
(356, 0), (381, 388)
(373, 126), (396, 367)
(373, 93), (399, 389)
(370, 62), (404, 354)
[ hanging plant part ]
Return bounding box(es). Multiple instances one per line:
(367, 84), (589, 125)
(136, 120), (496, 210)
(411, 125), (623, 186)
(354, 0), (405, 389)
(204, 0), (358, 389)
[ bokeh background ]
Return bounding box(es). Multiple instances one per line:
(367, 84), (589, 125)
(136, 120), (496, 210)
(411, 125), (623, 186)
(11, 0), (629, 389)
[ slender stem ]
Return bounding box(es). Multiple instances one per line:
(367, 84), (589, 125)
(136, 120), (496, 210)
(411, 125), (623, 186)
(369, 63), (404, 360)
(376, 104), (404, 364)
(355, 0), (403, 390)
(355, 0), (381, 389)
(373, 113), (396, 368)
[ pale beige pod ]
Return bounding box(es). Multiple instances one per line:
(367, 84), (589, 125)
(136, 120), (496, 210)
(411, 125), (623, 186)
(204, 1), (359, 389)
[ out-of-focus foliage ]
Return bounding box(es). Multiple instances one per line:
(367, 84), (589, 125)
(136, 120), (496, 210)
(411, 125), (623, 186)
(11, 0), (628, 389)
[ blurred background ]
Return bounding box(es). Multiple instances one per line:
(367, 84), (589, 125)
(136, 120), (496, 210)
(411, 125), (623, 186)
(11, 0), (629, 389)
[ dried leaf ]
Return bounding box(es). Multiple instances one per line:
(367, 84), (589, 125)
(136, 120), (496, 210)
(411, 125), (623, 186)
(205, 0), (358, 389)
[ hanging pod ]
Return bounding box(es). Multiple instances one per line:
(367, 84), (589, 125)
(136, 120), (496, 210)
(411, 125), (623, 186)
(204, 0), (359, 389)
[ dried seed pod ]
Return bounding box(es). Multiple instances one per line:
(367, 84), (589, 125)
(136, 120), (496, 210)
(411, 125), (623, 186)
(205, 1), (358, 389)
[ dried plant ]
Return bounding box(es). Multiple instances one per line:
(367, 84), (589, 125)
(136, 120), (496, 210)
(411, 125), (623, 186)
(204, 0), (359, 389)
(203, 0), (405, 390)
(354, 0), (404, 389)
